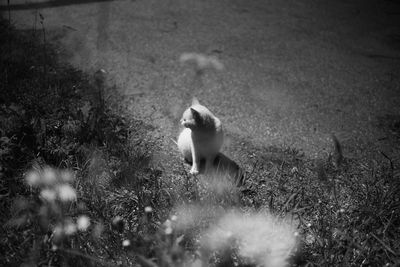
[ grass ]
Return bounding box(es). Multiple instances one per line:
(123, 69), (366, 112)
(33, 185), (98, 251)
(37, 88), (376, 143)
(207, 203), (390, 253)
(1, 18), (400, 267)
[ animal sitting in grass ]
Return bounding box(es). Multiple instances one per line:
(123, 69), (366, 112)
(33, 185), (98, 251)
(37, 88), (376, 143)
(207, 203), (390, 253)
(177, 98), (223, 175)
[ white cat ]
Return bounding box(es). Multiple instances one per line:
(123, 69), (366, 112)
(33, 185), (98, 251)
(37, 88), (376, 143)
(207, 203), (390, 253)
(177, 98), (223, 175)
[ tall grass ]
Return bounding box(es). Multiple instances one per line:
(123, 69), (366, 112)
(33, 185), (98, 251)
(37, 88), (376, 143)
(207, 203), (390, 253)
(0, 18), (164, 266)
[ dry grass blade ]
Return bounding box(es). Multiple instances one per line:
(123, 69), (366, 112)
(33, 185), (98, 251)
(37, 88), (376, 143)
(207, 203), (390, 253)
(370, 233), (399, 257)
(135, 255), (159, 267)
(60, 248), (119, 267)
(282, 190), (300, 213)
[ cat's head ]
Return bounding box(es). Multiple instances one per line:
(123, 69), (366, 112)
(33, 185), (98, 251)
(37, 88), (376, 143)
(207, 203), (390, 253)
(180, 107), (201, 129)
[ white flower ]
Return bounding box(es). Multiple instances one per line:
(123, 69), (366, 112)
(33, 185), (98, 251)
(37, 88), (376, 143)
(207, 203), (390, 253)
(64, 221), (77, 235)
(77, 215), (90, 231)
(56, 184), (77, 202)
(165, 227), (173, 235)
(164, 219), (173, 235)
(40, 189), (56, 202)
(25, 170), (41, 187)
(42, 167), (58, 186)
(164, 219), (172, 228)
(171, 215), (178, 221)
(202, 211), (297, 267)
(144, 206), (153, 213)
(122, 239), (131, 247)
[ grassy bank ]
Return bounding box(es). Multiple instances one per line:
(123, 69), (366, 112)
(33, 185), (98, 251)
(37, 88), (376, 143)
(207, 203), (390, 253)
(1, 18), (399, 266)
(0, 18), (167, 266)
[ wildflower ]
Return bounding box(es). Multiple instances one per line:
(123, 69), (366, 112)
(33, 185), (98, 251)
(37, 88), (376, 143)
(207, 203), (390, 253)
(42, 167), (58, 186)
(40, 189), (56, 202)
(171, 215), (178, 221)
(165, 227), (173, 235)
(56, 184), (77, 202)
(64, 220), (77, 236)
(144, 206), (153, 213)
(77, 215), (90, 231)
(164, 219), (173, 235)
(202, 211), (296, 267)
(122, 239), (131, 247)
(25, 171), (41, 187)
(164, 219), (172, 228)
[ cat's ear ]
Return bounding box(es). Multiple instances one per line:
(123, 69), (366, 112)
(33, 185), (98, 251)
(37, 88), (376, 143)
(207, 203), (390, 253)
(192, 97), (200, 106)
(190, 108), (201, 120)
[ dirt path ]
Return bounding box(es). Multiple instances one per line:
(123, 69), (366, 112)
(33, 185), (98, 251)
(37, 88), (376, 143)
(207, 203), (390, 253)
(7, 0), (400, 163)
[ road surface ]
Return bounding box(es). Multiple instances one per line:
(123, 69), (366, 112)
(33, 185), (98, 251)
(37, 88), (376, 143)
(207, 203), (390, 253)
(6, 0), (400, 163)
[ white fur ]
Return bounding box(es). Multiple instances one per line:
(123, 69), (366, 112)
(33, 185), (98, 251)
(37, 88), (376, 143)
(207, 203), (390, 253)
(177, 98), (223, 174)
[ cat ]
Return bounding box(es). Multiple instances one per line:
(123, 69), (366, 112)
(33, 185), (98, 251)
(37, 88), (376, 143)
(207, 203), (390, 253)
(177, 98), (223, 175)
